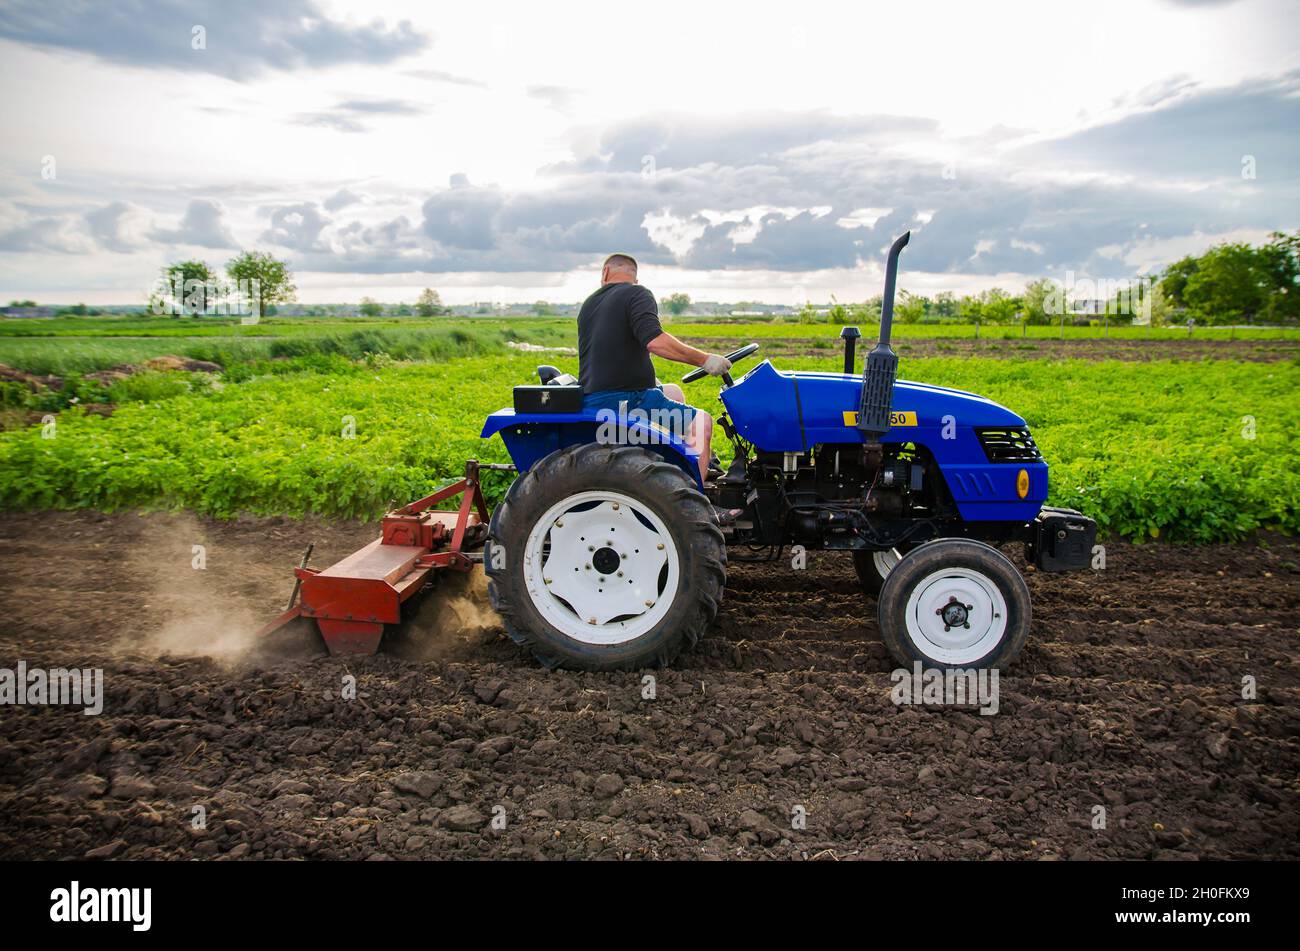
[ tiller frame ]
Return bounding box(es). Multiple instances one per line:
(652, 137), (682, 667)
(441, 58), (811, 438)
(258, 460), (500, 655)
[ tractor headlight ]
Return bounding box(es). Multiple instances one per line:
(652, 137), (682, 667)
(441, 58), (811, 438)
(1016, 468), (1030, 499)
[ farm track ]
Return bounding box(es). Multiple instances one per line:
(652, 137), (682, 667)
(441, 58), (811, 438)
(0, 511), (1295, 860)
(682, 336), (1300, 362)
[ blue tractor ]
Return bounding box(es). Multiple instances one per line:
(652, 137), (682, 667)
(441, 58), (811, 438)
(263, 232), (1095, 668)
(479, 232), (1097, 671)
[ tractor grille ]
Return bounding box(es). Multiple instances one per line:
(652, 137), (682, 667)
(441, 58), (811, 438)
(977, 427), (1043, 463)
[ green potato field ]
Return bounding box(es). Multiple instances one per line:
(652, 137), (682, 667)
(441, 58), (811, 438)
(1, 343), (1294, 542)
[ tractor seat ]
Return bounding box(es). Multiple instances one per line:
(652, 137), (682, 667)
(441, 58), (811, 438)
(516, 365), (581, 413)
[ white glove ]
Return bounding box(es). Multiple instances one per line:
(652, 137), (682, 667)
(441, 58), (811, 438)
(702, 354), (733, 376)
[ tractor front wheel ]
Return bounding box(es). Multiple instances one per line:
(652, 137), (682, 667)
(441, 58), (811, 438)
(876, 539), (1030, 669)
(485, 443), (726, 670)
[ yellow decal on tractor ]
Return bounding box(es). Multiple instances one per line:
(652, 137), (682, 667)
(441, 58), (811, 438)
(842, 410), (918, 427)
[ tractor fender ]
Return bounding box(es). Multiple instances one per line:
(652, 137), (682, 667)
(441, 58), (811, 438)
(481, 410), (703, 487)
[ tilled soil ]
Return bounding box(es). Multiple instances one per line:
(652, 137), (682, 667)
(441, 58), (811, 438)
(0, 511), (1296, 861)
(683, 336), (1300, 362)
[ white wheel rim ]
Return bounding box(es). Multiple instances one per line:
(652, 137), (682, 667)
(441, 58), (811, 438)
(874, 549), (901, 578)
(523, 490), (680, 646)
(903, 566), (1008, 666)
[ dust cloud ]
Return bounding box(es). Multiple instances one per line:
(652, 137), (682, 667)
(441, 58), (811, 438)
(390, 567), (502, 662)
(116, 513), (288, 664)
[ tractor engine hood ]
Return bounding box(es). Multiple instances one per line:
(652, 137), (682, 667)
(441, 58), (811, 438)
(720, 359), (1026, 452)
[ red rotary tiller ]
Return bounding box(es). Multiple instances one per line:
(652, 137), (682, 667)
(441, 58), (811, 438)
(258, 460), (500, 655)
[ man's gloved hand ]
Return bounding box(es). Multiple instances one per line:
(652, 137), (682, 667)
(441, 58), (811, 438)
(702, 354), (733, 376)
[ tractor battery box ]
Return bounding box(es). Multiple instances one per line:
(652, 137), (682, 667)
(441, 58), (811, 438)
(1028, 507), (1096, 572)
(513, 385), (583, 414)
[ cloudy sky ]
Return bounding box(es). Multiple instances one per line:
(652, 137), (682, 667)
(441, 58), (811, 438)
(0, 0), (1297, 305)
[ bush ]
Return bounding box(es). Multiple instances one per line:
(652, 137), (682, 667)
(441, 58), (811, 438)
(107, 371), (199, 403)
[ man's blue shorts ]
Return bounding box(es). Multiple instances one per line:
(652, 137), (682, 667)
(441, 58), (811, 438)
(581, 386), (698, 437)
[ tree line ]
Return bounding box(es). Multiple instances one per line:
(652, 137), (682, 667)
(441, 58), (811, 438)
(793, 231), (1298, 327)
(150, 251), (449, 318)
(662, 231), (1299, 326)
(140, 230), (1298, 325)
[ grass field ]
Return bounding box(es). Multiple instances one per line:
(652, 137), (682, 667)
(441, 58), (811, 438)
(2, 313), (1296, 375)
(0, 314), (574, 338)
(0, 317), (575, 375)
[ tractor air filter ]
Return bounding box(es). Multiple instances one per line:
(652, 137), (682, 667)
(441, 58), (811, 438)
(856, 231), (909, 439)
(856, 342), (898, 438)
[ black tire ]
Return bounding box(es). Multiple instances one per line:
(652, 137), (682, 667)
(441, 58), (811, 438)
(485, 443), (726, 670)
(852, 545), (914, 598)
(876, 539), (1030, 670)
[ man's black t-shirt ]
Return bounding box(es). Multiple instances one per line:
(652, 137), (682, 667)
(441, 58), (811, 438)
(577, 282), (663, 393)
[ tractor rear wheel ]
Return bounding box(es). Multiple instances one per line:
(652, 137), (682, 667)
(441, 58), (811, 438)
(485, 443), (726, 670)
(876, 539), (1030, 669)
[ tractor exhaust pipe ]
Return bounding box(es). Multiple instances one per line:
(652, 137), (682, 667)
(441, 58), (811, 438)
(856, 231), (910, 438)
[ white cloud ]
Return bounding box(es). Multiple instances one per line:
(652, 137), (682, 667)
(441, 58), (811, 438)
(1, 0), (1298, 302)
(1010, 238), (1045, 255)
(148, 199), (238, 249)
(837, 208), (893, 230)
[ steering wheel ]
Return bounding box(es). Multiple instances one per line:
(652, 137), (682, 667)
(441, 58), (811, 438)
(682, 341), (760, 386)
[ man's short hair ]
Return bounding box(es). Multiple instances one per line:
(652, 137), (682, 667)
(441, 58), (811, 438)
(603, 253), (638, 273)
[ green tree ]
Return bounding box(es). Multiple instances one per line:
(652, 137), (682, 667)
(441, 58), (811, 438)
(661, 292), (691, 316)
(532, 300), (552, 316)
(979, 288), (1022, 323)
(1257, 230), (1300, 322)
(855, 295), (885, 328)
(416, 288), (445, 317)
(1157, 232), (1300, 325)
(931, 291), (958, 320)
(825, 295), (850, 324)
(226, 251), (295, 320)
(894, 290), (928, 324)
(1021, 278), (1060, 325)
(1147, 283), (1174, 327)
(1182, 243), (1269, 324)
(158, 259), (215, 316)
(957, 294), (983, 323)
(358, 297), (383, 317)
(1159, 255), (1199, 311)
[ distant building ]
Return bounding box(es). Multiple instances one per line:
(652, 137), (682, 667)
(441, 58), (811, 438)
(0, 306), (56, 318)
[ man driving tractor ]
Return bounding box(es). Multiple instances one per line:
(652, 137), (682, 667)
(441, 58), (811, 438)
(577, 252), (733, 484)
